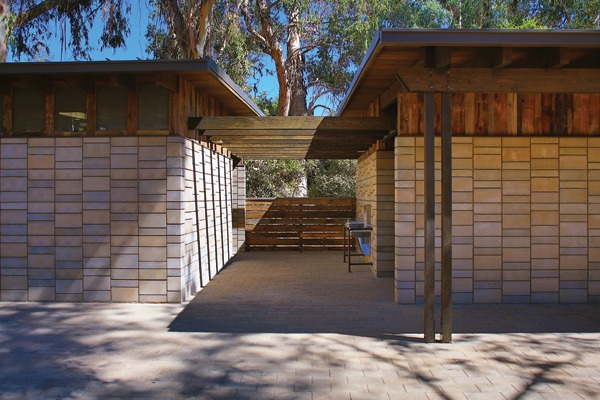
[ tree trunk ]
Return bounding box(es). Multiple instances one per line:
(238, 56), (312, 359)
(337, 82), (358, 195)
(286, 7), (308, 116)
(196, 0), (215, 57)
(275, 54), (291, 116)
(0, 0), (8, 62)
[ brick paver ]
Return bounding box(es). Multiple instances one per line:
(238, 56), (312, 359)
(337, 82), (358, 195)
(1, 251), (599, 399)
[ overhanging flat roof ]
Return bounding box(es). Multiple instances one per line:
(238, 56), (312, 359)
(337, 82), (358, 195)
(0, 58), (264, 116)
(340, 29), (600, 116)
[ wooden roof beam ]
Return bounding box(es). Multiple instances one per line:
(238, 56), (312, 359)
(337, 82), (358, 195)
(204, 129), (316, 137)
(511, 47), (571, 68)
(567, 49), (600, 68)
(397, 67), (600, 93)
(548, 48), (571, 68)
(434, 47), (452, 68)
(458, 47), (513, 68)
(380, 80), (405, 109)
(492, 47), (513, 68)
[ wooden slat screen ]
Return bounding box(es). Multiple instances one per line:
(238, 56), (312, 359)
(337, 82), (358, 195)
(245, 198), (356, 250)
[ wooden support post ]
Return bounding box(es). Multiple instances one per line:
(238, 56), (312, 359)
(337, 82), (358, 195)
(424, 92), (436, 343)
(441, 92), (453, 343)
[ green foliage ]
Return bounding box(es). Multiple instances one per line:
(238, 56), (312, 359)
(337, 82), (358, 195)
(252, 91), (279, 116)
(245, 159), (357, 198)
(245, 159), (307, 198)
(306, 159), (356, 197)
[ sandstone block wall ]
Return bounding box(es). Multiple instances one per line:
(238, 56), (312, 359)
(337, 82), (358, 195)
(232, 165), (246, 252)
(394, 136), (600, 304)
(356, 149), (395, 277)
(0, 136), (241, 303)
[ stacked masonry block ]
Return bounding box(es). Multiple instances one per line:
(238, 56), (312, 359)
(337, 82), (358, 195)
(394, 137), (417, 303)
(589, 138), (600, 303)
(452, 138), (474, 303)
(231, 165), (246, 252)
(473, 138), (502, 303)
(110, 137), (141, 302)
(394, 136), (600, 304)
(178, 140), (236, 303)
(559, 138), (588, 303)
(531, 138), (560, 303)
(1, 139), (28, 301)
(0, 135), (240, 303)
(356, 150), (395, 277)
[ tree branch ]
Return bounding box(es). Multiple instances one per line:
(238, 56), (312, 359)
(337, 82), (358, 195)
(240, 0), (267, 46)
(15, 0), (67, 26)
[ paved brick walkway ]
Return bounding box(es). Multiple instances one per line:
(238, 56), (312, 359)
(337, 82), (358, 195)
(1, 251), (599, 399)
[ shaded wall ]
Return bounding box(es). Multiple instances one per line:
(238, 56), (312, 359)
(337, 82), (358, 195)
(394, 136), (600, 304)
(232, 164), (247, 253)
(356, 149), (395, 277)
(0, 135), (242, 303)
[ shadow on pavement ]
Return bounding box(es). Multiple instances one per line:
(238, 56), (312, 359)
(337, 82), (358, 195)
(169, 252), (600, 336)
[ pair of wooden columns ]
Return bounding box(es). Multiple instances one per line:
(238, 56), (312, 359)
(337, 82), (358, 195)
(424, 92), (453, 343)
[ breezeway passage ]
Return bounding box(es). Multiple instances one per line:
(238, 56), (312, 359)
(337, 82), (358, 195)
(1, 252), (599, 399)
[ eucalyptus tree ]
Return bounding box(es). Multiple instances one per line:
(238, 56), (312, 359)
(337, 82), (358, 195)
(146, 0), (216, 59)
(206, 0), (393, 116)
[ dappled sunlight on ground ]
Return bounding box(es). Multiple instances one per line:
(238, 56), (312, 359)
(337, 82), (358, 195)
(1, 253), (599, 399)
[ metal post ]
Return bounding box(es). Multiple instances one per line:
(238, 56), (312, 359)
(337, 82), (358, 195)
(424, 92), (436, 343)
(441, 92), (453, 343)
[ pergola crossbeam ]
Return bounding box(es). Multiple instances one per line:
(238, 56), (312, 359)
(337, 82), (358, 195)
(190, 116), (396, 131)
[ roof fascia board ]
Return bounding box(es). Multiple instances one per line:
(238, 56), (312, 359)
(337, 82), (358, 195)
(0, 59), (212, 74)
(379, 28), (600, 47)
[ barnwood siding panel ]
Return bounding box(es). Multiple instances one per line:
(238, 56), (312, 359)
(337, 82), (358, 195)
(245, 198), (355, 249)
(396, 93), (600, 136)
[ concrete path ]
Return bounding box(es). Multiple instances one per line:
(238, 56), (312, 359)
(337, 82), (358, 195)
(1, 251), (599, 399)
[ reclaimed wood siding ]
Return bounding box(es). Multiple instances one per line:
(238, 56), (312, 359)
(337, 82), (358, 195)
(397, 93), (600, 136)
(245, 198), (356, 249)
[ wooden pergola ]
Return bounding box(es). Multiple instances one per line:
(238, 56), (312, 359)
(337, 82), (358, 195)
(188, 115), (396, 159)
